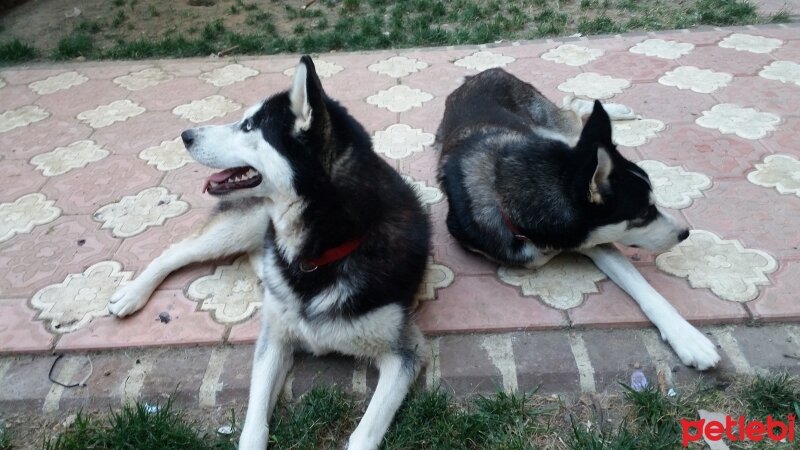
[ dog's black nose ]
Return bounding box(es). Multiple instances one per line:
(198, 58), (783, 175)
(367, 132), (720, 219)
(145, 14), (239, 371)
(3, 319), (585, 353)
(678, 229), (690, 242)
(181, 130), (195, 148)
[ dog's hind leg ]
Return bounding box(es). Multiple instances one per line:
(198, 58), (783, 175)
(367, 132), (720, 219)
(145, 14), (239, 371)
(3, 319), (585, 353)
(109, 209), (267, 317)
(239, 318), (294, 450)
(579, 244), (720, 370)
(347, 325), (424, 450)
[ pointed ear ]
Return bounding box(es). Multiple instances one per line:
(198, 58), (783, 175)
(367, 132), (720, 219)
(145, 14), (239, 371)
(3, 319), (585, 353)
(588, 147), (613, 204)
(289, 55), (326, 133)
(579, 100), (613, 148)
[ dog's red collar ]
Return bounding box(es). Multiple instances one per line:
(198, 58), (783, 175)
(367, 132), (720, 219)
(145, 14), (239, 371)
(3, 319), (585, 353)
(499, 206), (532, 243)
(299, 236), (366, 272)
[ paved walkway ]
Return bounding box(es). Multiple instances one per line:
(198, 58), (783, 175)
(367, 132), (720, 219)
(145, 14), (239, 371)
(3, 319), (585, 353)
(1, 24), (800, 359)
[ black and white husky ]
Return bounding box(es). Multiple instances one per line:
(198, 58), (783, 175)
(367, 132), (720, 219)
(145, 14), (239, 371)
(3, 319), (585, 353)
(109, 56), (431, 449)
(437, 68), (720, 370)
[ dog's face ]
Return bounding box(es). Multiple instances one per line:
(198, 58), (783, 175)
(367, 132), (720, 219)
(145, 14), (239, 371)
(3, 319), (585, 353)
(180, 56), (330, 202)
(578, 102), (689, 252)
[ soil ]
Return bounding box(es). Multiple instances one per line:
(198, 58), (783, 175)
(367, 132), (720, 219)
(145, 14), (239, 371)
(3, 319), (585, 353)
(0, 0), (316, 55)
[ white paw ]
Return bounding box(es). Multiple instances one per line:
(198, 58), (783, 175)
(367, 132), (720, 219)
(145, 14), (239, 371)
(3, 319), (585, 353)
(107, 282), (151, 318)
(661, 321), (720, 371)
(602, 102), (640, 121)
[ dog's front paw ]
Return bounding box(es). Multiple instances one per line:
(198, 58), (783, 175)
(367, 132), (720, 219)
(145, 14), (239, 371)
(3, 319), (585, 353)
(602, 102), (640, 121)
(662, 321), (720, 371)
(108, 282), (151, 318)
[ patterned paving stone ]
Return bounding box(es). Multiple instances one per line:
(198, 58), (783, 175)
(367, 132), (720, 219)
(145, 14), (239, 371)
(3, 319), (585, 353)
(0, 193), (61, 243)
(0, 299), (54, 353)
(747, 261), (800, 322)
(1, 26), (799, 353)
(638, 123), (769, 178)
(683, 181), (800, 260)
(56, 289), (225, 351)
(30, 260), (133, 333)
(417, 275), (568, 334)
(112, 207), (214, 289)
(126, 76), (218, 113)
(0, 215), (120, 298)
(0, 159), (47, 202)
(715, 75), (800, 117)
(678, 43), (777, 76)
(0, 116), (93, 161)
(39, 155), (161, 215)
(35, 79), (127, 118)
(586, 51), (678, 82)
(612, 82), (720, 124)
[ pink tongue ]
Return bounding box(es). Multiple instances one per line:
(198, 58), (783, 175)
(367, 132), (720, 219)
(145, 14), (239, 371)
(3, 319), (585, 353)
(203, 168), (240, 193)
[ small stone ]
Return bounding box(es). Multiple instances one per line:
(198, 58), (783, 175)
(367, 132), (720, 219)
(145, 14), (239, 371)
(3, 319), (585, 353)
(158, 312), (171, 323)
(62, 413), (77, 428)
(217, 425), (234, 435)
(672, 365), (680, 373)
(76, 239), (85, 246)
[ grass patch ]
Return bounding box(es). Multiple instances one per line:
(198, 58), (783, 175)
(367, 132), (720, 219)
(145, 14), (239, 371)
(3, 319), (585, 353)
(52, 33), (93, 60)
(741, 373), (800, 419)
(0, 38), (37, 64)
(270, 387), (357, 448)
(42, 397), (236, 450)
(0, 0), (787, 63)
(384, 389), (547, 449)
(0, 425), (10, 450)
(5, 373), (799, 449)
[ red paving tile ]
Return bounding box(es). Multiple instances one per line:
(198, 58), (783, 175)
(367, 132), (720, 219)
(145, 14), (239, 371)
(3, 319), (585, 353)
(40, 155), (161, 215)
(0, 299), (54, 353)
(1, 24), (799, 352)
(715, 76), (800, 117)
(0, 116), (93, 161)
(56, 289), (226, 351)
(638, 123), (770, 178)
(585, 51), (679, 82)
(747, 260), (800, 322)
(684, 180), (800, 260)
(0, 215), (120, 298)
(612, 83), (720, 124)
(678, 43), (777, 76)
(417, 275), (568, 334)
(0, 159), (47, 202)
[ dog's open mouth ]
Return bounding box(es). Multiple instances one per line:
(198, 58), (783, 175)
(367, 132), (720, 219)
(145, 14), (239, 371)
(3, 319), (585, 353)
(203, 166), (262, 195)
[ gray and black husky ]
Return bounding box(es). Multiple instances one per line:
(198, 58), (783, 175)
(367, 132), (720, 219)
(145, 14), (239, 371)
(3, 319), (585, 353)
(437, 68), (720, 370)
(109, 56), (430, 449)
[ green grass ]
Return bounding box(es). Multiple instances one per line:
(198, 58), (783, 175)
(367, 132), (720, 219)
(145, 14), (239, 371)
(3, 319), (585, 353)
(741, 373), (800, 419)
(0, 425), (10, 450)
(0, 0), (788, 64)
(42, 397), (236, 450)
(52, 33), (93, 60)
(0, 38), (37, 64)
(3, 373), (798, 449)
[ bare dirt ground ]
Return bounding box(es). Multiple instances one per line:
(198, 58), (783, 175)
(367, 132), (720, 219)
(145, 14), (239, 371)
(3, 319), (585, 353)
(0, 0), (316, 54)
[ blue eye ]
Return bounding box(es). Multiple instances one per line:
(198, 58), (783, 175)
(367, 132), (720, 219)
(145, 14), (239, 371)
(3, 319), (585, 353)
(243, 119), (254, 132)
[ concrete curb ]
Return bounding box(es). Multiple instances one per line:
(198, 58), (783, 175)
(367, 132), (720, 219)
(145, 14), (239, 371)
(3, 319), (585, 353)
(2, 324), (798, 414)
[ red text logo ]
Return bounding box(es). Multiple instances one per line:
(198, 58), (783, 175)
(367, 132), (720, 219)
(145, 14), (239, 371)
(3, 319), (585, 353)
(681, 415), (796, 447)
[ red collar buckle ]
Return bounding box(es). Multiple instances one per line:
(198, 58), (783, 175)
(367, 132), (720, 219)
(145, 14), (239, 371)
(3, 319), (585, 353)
(300, 236), (366, 272)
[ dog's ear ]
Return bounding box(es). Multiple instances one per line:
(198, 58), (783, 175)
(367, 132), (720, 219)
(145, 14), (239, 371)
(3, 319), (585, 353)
(579, 100), (613, 148)
(588, 147), (613, 204)
(579, 101), (614, 204)
(290, 55), (326, 133)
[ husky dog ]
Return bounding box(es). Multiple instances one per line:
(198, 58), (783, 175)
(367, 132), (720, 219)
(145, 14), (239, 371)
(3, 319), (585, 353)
(437, 68), (720, 370)
(109, 56), (430, 450)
